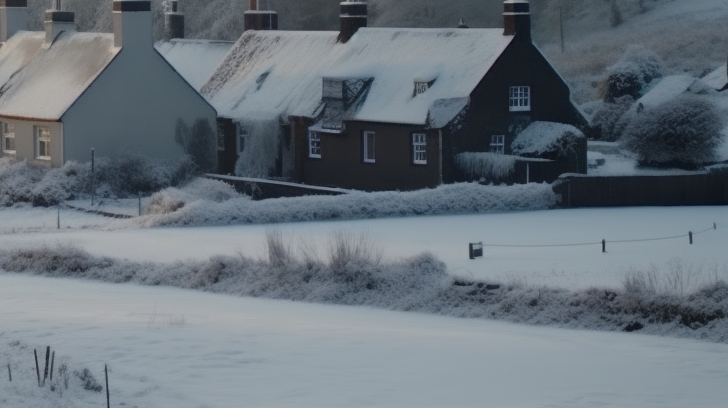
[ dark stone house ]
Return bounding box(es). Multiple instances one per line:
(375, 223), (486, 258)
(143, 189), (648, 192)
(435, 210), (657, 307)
(204, 0), (586, 190)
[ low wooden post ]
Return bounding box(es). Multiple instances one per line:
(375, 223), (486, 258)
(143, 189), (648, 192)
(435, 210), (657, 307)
(57, 206), (60, 230)
(138, 193), (142, 216)
(689, 231), (693, 245)
(105, 364), (111, 408)
(34, 349), (40, 387)
(50, 351), (55, 383)
(42, 346), (50, 386)
(602, 239), (606, 253)
(469, 242), (483, 260)
(6, 362), (11, 382)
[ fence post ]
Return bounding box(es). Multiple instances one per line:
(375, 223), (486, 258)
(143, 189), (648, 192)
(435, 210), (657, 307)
(602, 239), (606, 253)
(34, 349), (40, 387)
(689, 231), (693, 245)
(105, 364), (110, 408)
(138, 193), (142, 216)
(57, 205), (60, 230)
(7, 362), (10, 382)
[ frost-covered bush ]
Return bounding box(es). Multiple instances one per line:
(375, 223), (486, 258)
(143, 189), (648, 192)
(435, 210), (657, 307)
(620, 95), (724, 168)
(144, 177), (243, 215)
(589, 95), (635, 141)
(454, 152), (516, 181)
(602, 45), (663, 101)
(93, 154), (173, 197)
(30, 161), (90, 206)
(0, 158), (44, 206)
(234, 119), (281, 178)
(511, 122), (585, 160)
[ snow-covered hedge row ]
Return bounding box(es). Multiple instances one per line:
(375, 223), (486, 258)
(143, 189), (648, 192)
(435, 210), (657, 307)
(131, 182), (559, 227)
(1, 242), (725, 343)
(454, 152), (516, 181)
(0, 155), (200, 207)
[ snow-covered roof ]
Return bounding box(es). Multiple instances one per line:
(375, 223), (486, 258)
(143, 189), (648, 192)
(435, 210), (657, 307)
(701, 63), (727, 90)
(0, 31), (118, 121)
(202, 27), (514, 127)
(155, 38), (234, 91)
(636, 75), (697, 110)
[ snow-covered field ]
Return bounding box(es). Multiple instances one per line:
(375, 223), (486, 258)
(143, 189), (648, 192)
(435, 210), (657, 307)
(1, 204), (725, 290)
(1, 201), (727, 407)
(2, 273), (727, 408)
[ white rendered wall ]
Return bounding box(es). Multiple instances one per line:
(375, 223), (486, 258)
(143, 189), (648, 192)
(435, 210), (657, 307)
(62, 11), (217, 169)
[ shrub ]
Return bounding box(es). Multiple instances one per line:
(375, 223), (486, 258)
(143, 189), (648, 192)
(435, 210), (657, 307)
(590, 95), (635, 141)
(0, 159), (44, 206)
(602, 45), (663, 101)
(454, 152), (516, 181)
(620, 95), (724, 168)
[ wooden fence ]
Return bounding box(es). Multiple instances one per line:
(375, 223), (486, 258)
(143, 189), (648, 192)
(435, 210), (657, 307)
(554, 166), (728, 207)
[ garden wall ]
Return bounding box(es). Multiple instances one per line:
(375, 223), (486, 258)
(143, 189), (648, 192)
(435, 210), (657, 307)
(554, 166), (728, 207)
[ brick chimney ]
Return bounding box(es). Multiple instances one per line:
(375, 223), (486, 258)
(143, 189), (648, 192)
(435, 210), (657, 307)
(0, 0), (28, 43)
(164, 0), (184, 39)
(45, 0), (76, 44)
(503, 0), (530, 42)
(339, 0), (367, 44)
(113, 0), (152, 49)
(244, 0), (278, 32)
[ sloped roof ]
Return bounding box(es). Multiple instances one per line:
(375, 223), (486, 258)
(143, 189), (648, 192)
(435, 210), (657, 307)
(0, 31), (119, 121)
(155, 38), (234, 91)
(202, 27), (514, 127)
(701, 63), (727, 90)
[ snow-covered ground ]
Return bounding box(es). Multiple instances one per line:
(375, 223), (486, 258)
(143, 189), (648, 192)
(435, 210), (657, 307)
(1, 205), (725, 290)
(1, 273), (727, 408)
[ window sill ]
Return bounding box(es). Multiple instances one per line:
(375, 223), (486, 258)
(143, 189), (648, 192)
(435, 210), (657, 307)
(36, 156), (51, 161)
(509, 107), (531, 113)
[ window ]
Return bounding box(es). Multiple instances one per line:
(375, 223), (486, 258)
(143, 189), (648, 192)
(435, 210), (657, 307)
(35, 127), (51, 160)
(363, 131), (375, 163)
(2, 122), (15, 154)
(308, 131), (322, 158)
(509, 86), (531, 112)
(217, 122), (226, 151)
(491, 135), (505, 154)
(236, 124), (248, 155)
(414, 81), (429, 96)
(412, 133), (427, 164)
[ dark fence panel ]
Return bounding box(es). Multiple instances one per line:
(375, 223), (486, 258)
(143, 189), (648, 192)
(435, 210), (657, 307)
(555, 167), (728, 207)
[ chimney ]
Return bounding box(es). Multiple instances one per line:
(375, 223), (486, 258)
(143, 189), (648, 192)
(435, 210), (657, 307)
(164, 0), (184, 39)
(0, 0), (28, 43)
(244, 0), (278, 32)
(338, 0), (367, 44)
(503, 0), (531, 42)
(45, 0), (76, 44)
(113, 0), (152, 49)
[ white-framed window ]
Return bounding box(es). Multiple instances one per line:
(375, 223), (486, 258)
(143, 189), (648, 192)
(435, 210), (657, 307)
(2, 122), (16, 154)
(35, 126), (51, 160)
(308, 130), (322, 158)
(363, 131), (375, 163)
(491, 135), (505, 154)
(412, 133), (427, 164)
(236, 124), (248, 155)
(509, 86), (531, 112)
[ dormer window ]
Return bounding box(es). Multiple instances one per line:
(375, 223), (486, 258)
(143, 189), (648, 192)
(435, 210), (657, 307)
(413, 78), (436, 97)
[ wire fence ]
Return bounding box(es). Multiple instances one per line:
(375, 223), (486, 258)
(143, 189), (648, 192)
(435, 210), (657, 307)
(478, 222), (721, 251)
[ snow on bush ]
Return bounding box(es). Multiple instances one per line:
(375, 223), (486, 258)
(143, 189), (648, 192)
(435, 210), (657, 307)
(511, 121), (585, 160)
(620, 95), (725, 168)
(0, 158), (44, 206)
(601, 45), (663, 102)
(234, 118), (281, 178)
(454, 152), (516, 181)
(131, 182), (560, 228)
(144, 178), (244, 215)
(0, 154), (202, 207)
(2, 242), (725, 343)
(589, 95), (635, 141)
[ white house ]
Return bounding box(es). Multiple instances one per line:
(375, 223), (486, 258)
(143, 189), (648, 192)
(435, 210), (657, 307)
(0, 0), (218, 172)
